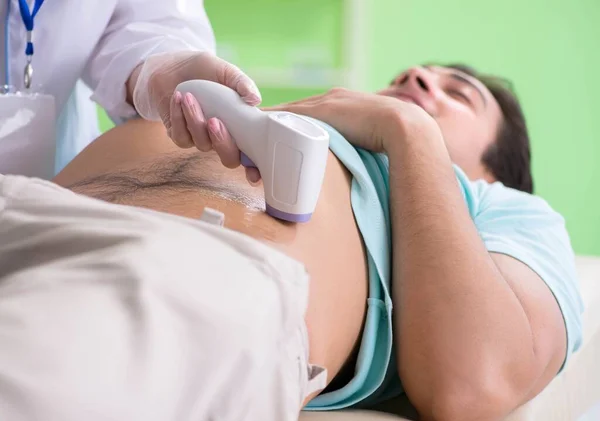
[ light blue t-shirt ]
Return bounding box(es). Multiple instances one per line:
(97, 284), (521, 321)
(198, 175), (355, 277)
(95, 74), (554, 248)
(304, 119), (585, 411)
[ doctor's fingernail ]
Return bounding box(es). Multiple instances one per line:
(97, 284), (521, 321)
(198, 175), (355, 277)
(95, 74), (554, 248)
(244, 93), (261, 105)
(218, 120), (228, 141)
(208, 119), (222, 140)
(185, 93), (196, 108)
(174, 92), (182, 104)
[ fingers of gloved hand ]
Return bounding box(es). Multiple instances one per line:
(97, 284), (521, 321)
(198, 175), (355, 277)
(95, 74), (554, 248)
(216, 58), (262, 106)
(245, 167), (262, 185)
(235, 77), (262, 106)
(181, 93), (212, 152)
(207, 118), (241, 169)
(168, 92), (194, 148)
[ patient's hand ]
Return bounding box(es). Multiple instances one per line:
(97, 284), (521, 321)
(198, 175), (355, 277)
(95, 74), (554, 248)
(264, 87), (442, 154)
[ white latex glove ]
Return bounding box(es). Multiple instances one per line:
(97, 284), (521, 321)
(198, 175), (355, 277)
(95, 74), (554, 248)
(132, 51), (262, 183)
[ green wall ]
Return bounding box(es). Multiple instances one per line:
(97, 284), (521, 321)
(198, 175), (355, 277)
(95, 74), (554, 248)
(205, 0), (345, 107)
(98, 0), (600, 255)
(364, 0), (600, 256)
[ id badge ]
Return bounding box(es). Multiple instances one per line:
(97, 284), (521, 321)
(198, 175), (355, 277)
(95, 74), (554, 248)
(0, 92), (56, 180)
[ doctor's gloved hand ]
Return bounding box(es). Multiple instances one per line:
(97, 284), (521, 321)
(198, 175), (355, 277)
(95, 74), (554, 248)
(130, 51), (262, 184)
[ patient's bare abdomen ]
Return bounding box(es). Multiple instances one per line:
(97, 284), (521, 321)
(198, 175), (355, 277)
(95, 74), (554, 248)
(53, 118), (369, 391)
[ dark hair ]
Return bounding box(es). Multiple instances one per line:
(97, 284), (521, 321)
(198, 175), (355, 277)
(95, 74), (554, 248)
(444, 64), (533, 194)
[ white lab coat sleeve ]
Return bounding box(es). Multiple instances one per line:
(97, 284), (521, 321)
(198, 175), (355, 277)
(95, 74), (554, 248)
(82, 0), (217, 123)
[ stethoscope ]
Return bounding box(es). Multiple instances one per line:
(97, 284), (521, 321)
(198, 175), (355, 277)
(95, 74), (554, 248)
(3, 0), (45, 92)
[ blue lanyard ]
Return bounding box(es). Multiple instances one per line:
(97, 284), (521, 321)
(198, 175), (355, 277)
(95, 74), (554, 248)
(3, 0), (11, 89)
(2, 0), (45, 90)
(18, 0), (45, 57)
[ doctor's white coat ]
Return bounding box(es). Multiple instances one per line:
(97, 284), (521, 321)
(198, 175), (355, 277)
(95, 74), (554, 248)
(0, 0), (216, 173)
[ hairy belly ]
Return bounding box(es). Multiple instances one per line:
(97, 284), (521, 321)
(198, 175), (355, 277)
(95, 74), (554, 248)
(53, 119), (368, 387)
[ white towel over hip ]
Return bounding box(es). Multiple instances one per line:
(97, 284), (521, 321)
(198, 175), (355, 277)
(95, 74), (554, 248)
(0, 175), (326, 421)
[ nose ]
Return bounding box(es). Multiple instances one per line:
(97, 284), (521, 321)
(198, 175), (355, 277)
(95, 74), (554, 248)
(394, 67), (433, 93)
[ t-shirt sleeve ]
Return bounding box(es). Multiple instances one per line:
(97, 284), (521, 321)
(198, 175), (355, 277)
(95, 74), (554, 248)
(465, 175), (585, 369)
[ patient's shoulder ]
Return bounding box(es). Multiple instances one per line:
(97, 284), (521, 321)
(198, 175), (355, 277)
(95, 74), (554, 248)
(453, 165), (560, 222)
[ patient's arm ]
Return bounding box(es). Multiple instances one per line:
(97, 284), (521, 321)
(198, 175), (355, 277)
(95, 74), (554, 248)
(266, 88), (571, 420)
(385, 115), (568, 421)
(53, 119), (369, 401)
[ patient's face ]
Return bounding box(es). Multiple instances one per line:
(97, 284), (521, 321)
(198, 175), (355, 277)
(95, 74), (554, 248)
(377, 66), (502, 182)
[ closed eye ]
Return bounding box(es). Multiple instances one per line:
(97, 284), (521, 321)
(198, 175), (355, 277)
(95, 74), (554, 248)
(448, 89), (472, 105)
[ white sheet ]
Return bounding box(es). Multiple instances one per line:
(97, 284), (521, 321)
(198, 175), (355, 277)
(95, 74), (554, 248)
(0, 174), (323, 421)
